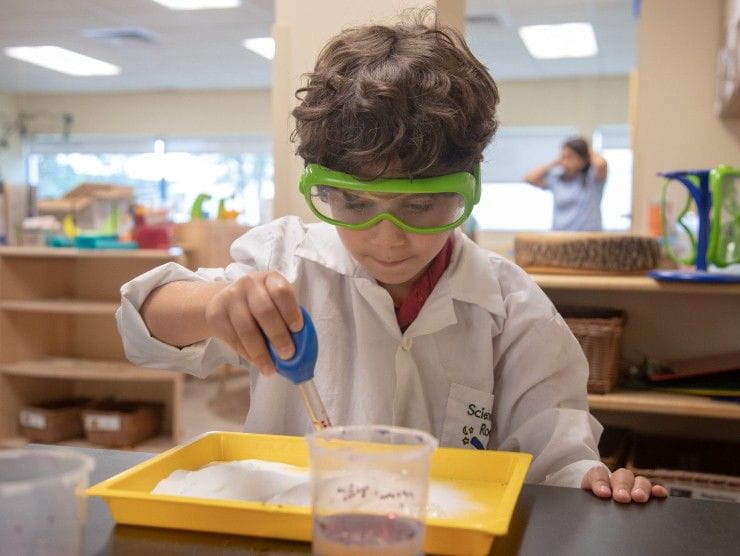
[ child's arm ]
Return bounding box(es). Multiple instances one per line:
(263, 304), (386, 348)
(493, 307), (605, 486)
(589, 149), (608, 182)
(492, 305), (667, 502)
(117, 216), (308, 378)
(523, 158), (559, 188)
(140, 272), (304, 376)
(141, 280), (227, 348)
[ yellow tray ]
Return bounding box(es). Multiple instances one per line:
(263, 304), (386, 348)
(88, 431), (531, 555)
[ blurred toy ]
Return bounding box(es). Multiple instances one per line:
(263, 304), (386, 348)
(73, 235), (137, 249)
(131, 204), (172, 249)
(62, 214), (77, 238)
(190, 194), (212, 220)
(217, 198), (239, 220)
(38, 183), (133, 236)
(650, 165), (740, 283)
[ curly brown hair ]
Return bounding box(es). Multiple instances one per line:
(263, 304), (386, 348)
(291, 17), (499, 179)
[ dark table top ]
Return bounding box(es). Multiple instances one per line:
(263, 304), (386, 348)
(43, 445), (740, 556)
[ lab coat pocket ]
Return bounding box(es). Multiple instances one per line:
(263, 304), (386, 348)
(440, 382), (494, 450)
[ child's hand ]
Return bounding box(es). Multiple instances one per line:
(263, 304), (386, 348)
(581, 466), (669, 503)
(204, 271), (303, 376)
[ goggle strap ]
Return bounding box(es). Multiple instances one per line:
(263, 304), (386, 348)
(473, 162), (481, 204)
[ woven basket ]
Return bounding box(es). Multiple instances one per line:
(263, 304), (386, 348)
(561, 308), (626, 394)
(626, 433), (740, 502)
(627, 468), (740, 503)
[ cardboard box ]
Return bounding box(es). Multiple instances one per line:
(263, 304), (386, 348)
(18, 398), (91, 443)
(82, 400), (162, 448)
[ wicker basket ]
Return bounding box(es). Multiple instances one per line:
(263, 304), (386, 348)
(627, 434), (740, 502)
(627, 468), (740, 503)
(560, 307), (626, 394)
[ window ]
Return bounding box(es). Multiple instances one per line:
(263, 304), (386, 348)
(593, 124), (632, 231)
(26, 134), (274, 225)
(472, 125), (632, 231)
(474, 126), (576, 231)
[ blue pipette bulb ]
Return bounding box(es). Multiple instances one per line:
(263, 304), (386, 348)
(266, 306), (318, 384)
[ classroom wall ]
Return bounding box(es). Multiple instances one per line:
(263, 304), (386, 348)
(13, 77), (627, 138)
(0, 93), (24, 183)
(497, 76), (629, 138)
(632, 0), (740, 234)
(15, 89), (272, 135)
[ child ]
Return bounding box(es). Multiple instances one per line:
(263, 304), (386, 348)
(524, 136), (609, 231)
(117, 17), (666, 504)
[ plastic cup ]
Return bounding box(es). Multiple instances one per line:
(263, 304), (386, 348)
(0, 449), (95, 556)
(306, 425), (438, 556)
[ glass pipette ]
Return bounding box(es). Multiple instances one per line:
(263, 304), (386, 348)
(266, 306), (332, 430)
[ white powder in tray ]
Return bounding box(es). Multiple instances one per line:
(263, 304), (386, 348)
(151, 459), (479, 519)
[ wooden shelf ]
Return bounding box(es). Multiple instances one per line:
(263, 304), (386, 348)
(56, 435), (177, 453)
(0, 298), (119, 315)
(0, 358), (180, 382)
(0, 249), (185, 447)
(531, 273), (740, 294)
(0, 435), (176, 453)
(0, 246), (183, 260)
(588, 390), (740, 420)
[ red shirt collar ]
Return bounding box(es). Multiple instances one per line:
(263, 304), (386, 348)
(393, 236), (454, 331)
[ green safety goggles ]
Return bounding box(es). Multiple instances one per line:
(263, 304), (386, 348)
(298, 163), (481, 234)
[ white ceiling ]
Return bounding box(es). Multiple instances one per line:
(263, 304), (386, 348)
(467, 0), (637, 81)
(0, 0), (637, 94)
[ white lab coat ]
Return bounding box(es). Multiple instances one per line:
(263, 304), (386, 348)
(117, 216), (606, 487)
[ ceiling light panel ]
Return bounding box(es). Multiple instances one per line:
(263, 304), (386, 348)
(150, 0), (241, 9)
(243, 38), (274, 60)
(4, 46), (121, 76)
(518, 22), (598, 59)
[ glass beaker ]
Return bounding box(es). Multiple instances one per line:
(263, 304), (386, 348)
(0, 449), (95, 556)
(306, 425), (438, 556)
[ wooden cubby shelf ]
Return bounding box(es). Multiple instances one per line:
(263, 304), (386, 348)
(0, 357), (179, 382)
(0, 246), (186, 451)
(531, 273), (740, 295)
(588, 390), (740, 420)
(0, 246), (183, 259)
(0, 299), (119, 315)
(533, 271), (740, 441)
